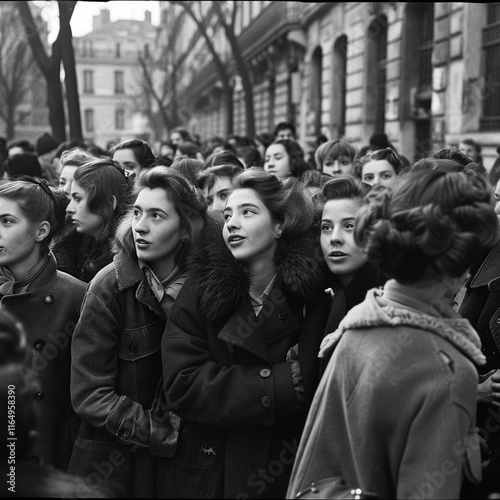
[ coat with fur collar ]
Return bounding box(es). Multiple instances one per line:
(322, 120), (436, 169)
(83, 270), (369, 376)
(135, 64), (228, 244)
(160, 216), (325, 499)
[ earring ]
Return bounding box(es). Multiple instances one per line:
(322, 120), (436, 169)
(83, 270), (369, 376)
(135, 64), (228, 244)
(182, 235), (188, 243)
(276, 231), (282, 239)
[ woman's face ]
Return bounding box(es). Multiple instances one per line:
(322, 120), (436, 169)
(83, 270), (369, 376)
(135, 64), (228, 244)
(59, 165), (78, 198)
(66, 181), (103, 238)
(264, 144), (291, 178)
(170, 132), (183, 147)
(320, 198), (367, 288)
(132, 187), (183, 280)
(0, 197), (46, 278)
(495, 180), (500, 224)
(459, 142), (478, 162)
(203, 176), (233, 212)
(223, 188), (279, 268)
(361, 159), (397, 188)
(323, 156), (354, 177)
(113, 148), (141, 176)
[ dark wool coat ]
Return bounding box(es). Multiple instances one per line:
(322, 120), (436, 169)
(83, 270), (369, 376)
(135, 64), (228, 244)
(69, 251), (181, 497)
(459, 241), (500, 498)
(161, 221), (325, 499)
(0, 254), (86, 469)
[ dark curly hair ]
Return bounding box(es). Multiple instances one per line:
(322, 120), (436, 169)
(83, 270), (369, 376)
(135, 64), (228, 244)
(354, 168), (499, 284)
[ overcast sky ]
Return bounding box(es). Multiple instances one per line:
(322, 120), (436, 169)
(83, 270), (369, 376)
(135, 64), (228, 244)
(35, 1), (161, 42)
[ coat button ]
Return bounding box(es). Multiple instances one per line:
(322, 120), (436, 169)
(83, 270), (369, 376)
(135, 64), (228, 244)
(44, 295), (54, 304)
(259, 368), (271, 378)
(34, 339), (45, 350)
(128, 343), (137, 353)
(260, 396), (271, 408)
(278, 310), (287, 320)
(34, 391), (44, 400)
(31, 456), (40, 464)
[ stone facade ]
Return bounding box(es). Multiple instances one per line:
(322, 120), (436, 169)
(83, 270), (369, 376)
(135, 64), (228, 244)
(171, 1), (500, 169)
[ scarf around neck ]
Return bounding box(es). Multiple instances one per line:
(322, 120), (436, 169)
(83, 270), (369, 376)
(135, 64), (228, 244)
(0, 251), (51, 296)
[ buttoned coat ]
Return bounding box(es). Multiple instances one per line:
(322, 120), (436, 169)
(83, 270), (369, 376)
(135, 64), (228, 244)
(69, 251), (180, 497)
(0, 253), (86, 469)
(161, 222), (324, 499)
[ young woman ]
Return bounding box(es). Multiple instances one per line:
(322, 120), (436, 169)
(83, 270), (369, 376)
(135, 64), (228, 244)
(54, 157), (131, 282)
(353, 147), (407, 189)
(161, 168), (324, 498)
(58, 148), (96, 198)
(305, 177), (385, 383)
(68, 167), (207, 497)
(198, 163), (244, 211)
(264, 139), (311, 178)
(288, 168), (499, 499)
(314, 139), (358, 177)
(0, 178), (86, 469)
(111, 139), (156, 177)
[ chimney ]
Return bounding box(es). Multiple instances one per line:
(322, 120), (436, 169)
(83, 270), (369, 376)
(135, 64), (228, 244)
(144, 10), (152, 24)
(93, 9), (110, 30)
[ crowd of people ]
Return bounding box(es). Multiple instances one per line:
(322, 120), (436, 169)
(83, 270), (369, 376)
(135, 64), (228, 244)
(1, 123), (500, 499)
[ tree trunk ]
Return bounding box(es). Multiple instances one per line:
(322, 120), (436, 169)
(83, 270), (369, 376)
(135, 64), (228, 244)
(47, 38), (66, 143)
(16, 2), (66, 142)
(59, 2), (82, 141)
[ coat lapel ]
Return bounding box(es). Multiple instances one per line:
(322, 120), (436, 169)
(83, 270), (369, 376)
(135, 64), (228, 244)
(217, 289), (301, 363)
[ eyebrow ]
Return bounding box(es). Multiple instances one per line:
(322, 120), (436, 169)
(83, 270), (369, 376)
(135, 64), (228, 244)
(0, 213), (17, 218)
(224, 202), (260, 212)
(134, 206), (168, 215)
(321, 216), (356, 223)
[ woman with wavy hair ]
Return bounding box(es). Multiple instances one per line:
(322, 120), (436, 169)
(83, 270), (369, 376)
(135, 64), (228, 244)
(53, 157), (131, 282)
(161, 168), (324, 498)
(68, 167), (207, 496)
(288, 168), (500, 499)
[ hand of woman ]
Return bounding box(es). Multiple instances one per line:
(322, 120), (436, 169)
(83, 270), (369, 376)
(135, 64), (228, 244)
(318, 329), (343, 358)
(478, 369), (500, 406)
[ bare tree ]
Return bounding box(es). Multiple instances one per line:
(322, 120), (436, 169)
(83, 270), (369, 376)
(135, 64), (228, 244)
(171, 1), (241, 137)
(0, 5), (35, 140)
(17, 1), (82, 142)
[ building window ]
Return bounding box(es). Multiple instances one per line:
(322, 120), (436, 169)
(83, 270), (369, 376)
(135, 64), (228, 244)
(84, 109), (94, 132)
(115, 109), (125, 130)
(366, 14), (388, 133)
(83, 70), (94, 94)
(481, 3), (500, 130)
(311, 46), (323, 136)
(116, 43), (121, 58)
(115, 71), (124, 94)
(332, 35), (347, 137)
(144, 43), (150, 58)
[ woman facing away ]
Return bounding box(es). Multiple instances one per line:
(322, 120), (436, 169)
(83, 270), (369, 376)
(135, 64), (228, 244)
(287, 168), (500, 499)
(68, 167), (207, 497)
(0, 178), (86, 469)
(161, 168), (324, 498)
(52, 158), (131, 282)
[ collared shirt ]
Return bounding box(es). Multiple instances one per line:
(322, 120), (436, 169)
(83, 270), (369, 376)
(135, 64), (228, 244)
(249, 274), (277, 316)
(138, 260), (188, 318)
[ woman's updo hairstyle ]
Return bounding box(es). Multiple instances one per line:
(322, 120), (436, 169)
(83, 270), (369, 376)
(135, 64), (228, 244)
(0, 178), (68, 247)
(232, 167), (313, 239)
(355, 168), (499, 284)
(312, 176), (370, 223)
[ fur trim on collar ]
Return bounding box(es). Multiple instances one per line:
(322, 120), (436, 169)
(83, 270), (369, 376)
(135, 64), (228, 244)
(323, 287), (486, 366)
(188, 215), (323, 325)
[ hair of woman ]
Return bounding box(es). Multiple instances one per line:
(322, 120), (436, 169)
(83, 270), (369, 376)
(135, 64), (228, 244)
(312, 176), (370, 222)
(231, 167), (313, 238)
(72, 158), (130, 241)
(355, 168), (499, 284)
(314, 139), (358, 169)
(110, 139), (156, 170)
(353, 147), (407, 179)
(113, 166), (207, 269)
(0, 179), (68, 247)
(170, 157), (203, 185)
(198, 164), (244, 191)
(204, 150), (244, 170)
(59, 148), (96, 168)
